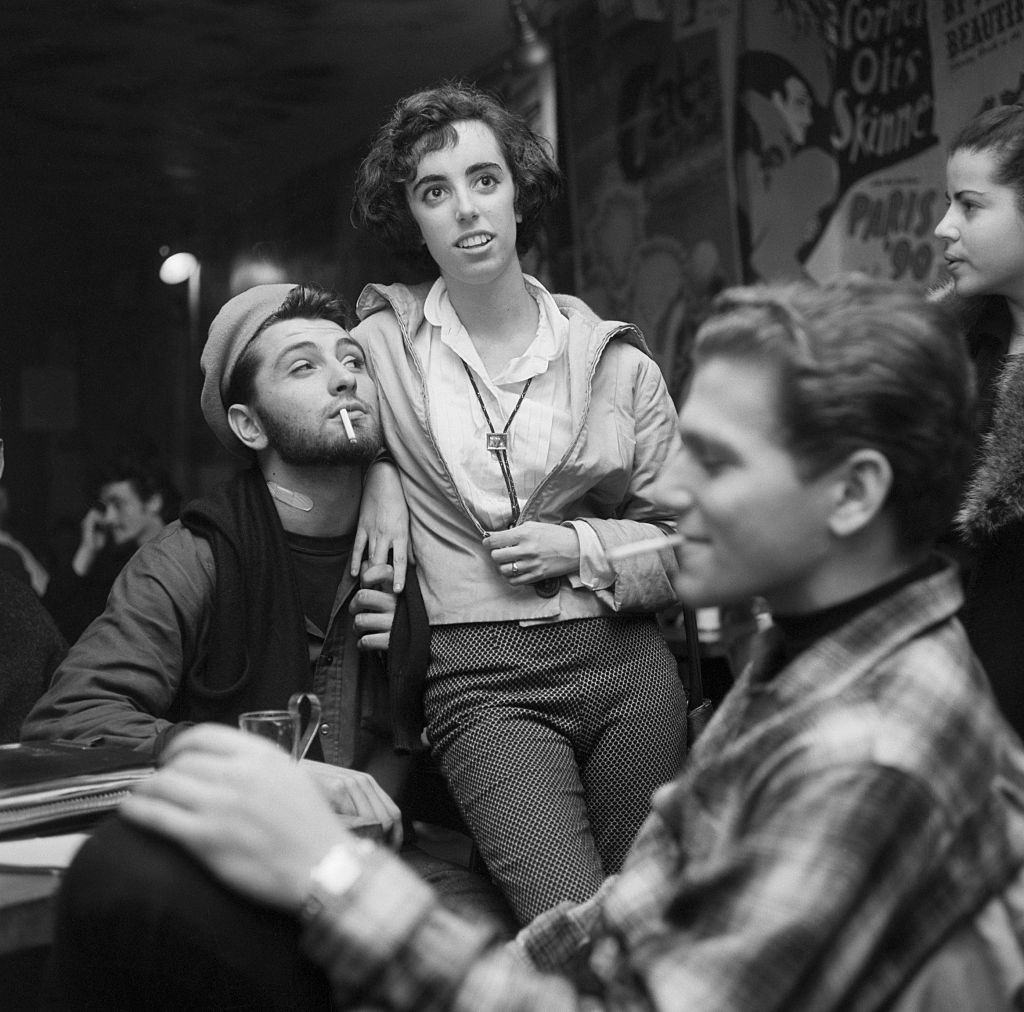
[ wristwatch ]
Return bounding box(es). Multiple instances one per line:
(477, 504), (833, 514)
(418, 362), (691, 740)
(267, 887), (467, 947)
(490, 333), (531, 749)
(300, 839), (375, 922)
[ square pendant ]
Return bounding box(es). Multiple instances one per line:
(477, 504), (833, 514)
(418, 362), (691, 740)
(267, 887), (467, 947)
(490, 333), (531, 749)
(486, 431), (508, 454)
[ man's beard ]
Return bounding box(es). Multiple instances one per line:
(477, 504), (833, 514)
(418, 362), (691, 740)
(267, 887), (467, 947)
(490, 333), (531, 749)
(259, 410), (383, 467)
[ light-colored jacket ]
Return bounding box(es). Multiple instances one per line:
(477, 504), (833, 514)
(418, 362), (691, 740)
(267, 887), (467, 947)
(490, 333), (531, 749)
(354, 282), (689, 625)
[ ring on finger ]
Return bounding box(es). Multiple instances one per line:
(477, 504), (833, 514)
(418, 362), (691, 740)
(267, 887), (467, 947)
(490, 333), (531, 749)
(511, 561), (519, 577)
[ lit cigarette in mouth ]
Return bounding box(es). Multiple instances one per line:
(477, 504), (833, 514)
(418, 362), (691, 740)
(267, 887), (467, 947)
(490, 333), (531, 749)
(339, 408), (357, 444)
(606, 533), (685, 562)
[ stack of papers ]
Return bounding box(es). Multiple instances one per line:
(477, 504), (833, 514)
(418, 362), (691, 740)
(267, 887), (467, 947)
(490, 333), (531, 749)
(0, 742), (154, 838)
(0, 832), (89, 873)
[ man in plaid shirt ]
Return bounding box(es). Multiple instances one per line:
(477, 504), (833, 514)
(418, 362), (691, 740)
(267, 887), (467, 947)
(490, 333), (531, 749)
(55, 275), (1024, 1009)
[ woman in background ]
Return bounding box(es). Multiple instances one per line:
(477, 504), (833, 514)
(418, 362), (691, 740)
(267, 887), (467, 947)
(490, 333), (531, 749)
(934, 103), (1024, 737)
(351, 82), (688, 923)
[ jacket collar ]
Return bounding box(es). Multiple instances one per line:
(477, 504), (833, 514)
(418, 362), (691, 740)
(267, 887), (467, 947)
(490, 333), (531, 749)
(355, 280), (653, 363)
(356, 281), (432, 334)
(684, 558), (966, 776)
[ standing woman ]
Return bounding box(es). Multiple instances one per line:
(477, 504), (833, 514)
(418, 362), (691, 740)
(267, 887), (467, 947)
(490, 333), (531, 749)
(934, 103), (1024, 737)
(351, 82), (688, 923)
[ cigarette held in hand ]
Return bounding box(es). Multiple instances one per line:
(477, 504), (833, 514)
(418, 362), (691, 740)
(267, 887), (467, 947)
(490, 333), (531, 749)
(606, 533), (685, 562)
(339, 408), (357, 444)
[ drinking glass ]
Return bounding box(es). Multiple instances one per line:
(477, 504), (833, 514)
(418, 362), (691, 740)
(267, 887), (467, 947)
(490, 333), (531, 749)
(238, 692), (321, 760)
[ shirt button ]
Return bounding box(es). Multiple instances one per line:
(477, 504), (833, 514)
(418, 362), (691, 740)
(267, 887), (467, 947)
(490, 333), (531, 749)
(319, 723), (331, 735)
(322, 653), (334, 665)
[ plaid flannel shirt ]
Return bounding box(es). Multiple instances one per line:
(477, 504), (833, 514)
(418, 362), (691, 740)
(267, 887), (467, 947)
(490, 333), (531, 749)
(302, 560), (1024, 1010)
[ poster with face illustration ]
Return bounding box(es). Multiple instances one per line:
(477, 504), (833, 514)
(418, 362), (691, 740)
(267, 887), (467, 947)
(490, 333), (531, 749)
(561, 4), (739, 402)
(733, 1), (942, 287)
(555, 0), (1024, 348)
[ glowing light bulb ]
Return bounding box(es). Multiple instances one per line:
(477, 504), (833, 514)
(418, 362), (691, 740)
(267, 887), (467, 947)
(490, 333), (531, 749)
(159, 251), (199, 284)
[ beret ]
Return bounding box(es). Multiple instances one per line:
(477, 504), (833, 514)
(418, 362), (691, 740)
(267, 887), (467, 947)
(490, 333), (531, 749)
(200, 284), (297, 458)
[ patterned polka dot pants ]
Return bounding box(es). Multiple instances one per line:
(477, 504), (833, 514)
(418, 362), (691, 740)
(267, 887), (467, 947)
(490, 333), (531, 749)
(424, 615), (688, 925)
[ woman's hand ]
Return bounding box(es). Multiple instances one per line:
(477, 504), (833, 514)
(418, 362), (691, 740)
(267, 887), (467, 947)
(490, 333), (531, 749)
(121, 725), (362, 911)
(484, 521), (581, 586)
(352, 461), (411, 593)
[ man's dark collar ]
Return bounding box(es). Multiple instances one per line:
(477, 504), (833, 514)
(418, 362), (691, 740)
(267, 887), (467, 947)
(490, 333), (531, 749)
(766, 554), (945, 677)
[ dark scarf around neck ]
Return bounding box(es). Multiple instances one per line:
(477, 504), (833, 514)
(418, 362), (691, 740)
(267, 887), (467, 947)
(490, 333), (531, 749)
(177, 466), (309, 724)
(174, 465), (430, 754)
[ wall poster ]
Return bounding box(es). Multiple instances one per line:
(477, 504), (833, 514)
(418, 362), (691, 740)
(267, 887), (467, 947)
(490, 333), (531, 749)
(735, 0), (1024, 290)
(561, 1), (740, 402)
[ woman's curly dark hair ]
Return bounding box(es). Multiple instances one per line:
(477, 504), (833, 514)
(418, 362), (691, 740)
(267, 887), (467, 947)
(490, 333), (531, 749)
(352, 81), (562, 275)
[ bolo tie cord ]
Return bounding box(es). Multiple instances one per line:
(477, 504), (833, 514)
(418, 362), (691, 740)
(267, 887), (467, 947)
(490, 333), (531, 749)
(462, 361), (533, 527)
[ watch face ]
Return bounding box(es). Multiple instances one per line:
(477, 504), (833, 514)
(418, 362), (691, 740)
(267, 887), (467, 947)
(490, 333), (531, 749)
(312, 845), (361, 894)
(308, 840), (372, 898)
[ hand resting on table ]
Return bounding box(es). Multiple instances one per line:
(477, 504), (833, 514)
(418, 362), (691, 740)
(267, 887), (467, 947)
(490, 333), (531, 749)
(121, 725), (389, 911)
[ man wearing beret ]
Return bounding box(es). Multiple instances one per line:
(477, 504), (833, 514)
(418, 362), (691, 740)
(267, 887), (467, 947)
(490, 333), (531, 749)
(23, 283), (415, 808)
(25, 284), (517, 999)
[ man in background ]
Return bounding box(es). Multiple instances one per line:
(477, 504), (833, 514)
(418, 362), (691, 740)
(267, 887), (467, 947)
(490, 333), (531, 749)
(42, 452), (180, 643)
